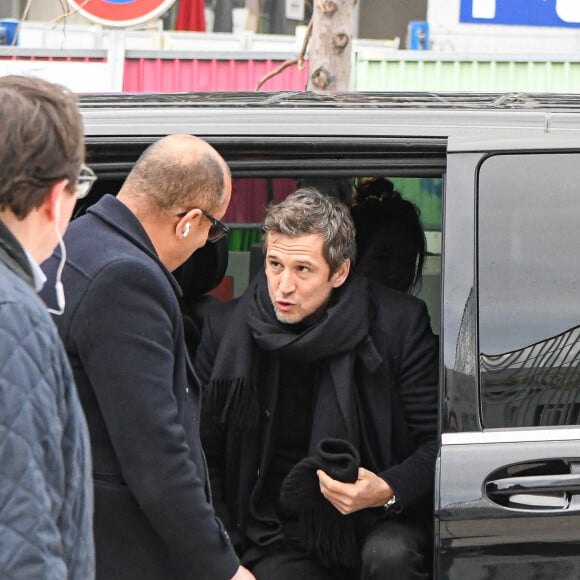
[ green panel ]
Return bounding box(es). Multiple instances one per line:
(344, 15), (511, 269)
(355, 58), (580, 93)
(228, 226), (262, 251)
(388, 177), (442, 230)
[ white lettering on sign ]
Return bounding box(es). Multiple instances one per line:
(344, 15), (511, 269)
(472, 0), (496, 19)
(556, 0), (580, 22)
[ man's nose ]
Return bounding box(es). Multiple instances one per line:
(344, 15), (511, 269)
(278, 269), (295, 294)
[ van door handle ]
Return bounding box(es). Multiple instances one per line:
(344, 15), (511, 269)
(487, 473), (580, 497)
(486, 473), (580, 509)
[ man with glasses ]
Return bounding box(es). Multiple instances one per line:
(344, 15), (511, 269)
(0, 75), (94, 578)
(42, 134), (254, 580)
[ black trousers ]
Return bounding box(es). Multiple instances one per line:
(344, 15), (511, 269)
(248, 517), (432, 580)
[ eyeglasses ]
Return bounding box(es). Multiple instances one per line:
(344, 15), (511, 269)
(30, 163), (97, 199)
(75, 164), (97, 199)
(176, 208), (230, 243)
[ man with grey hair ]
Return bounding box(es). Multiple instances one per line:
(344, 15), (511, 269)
(197, 188), (439, 579)
(42, 134), (254, 580)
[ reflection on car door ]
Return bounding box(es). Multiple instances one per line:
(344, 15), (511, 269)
(437, 136), (580, 579)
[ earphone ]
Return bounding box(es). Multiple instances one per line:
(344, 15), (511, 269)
(47, 201), (66, 316)
(182, 222), (191, 238)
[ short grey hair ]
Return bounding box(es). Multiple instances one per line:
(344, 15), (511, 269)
(123, 137), (230, 214)
(262, 187), (356, 274)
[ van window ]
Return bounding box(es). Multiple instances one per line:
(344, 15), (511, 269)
(478, 153), (580, 428)
(222, 175), (442, 335)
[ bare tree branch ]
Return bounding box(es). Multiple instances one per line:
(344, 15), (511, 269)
(255, 18), (313, 91)
(21, 0), (32, 20)
(51, 0), (91, 25)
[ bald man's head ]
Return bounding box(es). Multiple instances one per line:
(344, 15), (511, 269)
(120, 134), (230, 216)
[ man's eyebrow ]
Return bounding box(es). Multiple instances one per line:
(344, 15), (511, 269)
(266, 253), (314, 267)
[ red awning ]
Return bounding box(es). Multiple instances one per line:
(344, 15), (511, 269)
(175, 0), (205, 31)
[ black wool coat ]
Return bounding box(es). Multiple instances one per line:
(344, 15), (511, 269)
(41, 195), (239, 580)
(195, 278), (439, 552)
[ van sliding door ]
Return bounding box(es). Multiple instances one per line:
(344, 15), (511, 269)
(437, 134), (580, 579)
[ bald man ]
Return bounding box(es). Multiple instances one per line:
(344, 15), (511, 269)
(41, 135), (254, 580)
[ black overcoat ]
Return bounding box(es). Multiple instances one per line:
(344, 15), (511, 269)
(41, 195), (239, 580)
(195, 278), (439, 551)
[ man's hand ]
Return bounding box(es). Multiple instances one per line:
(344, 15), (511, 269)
(230, 565), (256, 579)
(316, 467), (393, 515)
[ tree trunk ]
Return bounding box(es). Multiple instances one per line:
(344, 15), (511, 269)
(307, 0), (356, 91)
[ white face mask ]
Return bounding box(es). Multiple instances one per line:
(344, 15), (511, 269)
(46, 219), (66, 316)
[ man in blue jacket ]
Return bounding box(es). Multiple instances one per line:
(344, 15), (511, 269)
(42, 134), (253, 580)
(0, 75), (94, 578)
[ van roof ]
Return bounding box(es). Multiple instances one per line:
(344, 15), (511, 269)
(79, 91), (580, 139)
(79, 91), (580, 110)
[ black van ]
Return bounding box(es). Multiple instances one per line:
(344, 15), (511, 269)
(79, 91), (580, 579)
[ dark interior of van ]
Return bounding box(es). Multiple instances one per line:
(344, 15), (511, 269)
(82, 138), (443, 360)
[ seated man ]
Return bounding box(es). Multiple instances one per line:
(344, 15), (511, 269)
(196, 187), (439, 580)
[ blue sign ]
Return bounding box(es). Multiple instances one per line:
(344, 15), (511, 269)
(460, 0), (580, 28)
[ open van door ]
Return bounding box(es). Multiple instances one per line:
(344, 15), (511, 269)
(436, 132), (580, 579)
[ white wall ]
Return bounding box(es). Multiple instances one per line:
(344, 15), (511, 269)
(12, 1), (580, 54)
(0, 59), (115, 91)
(10, 19), (399, 54)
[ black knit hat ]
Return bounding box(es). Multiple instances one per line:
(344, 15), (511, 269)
(280, 438), (368, 569)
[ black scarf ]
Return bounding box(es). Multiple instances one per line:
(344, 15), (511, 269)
(206, 270), (383, 441)
(205, 271), (384, 568)
(280, 438), (370, 568)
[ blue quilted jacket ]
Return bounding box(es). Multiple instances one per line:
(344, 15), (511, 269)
(0, 222), (94, 579)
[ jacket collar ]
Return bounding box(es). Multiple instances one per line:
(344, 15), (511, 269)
(0, 219), (35, 288)
(86, 194), (182, 297)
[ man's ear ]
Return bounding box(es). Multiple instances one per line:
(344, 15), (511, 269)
(175, 208), (202, 240)
(331, 259), (351, 288)
(44, 179), (69, 222)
